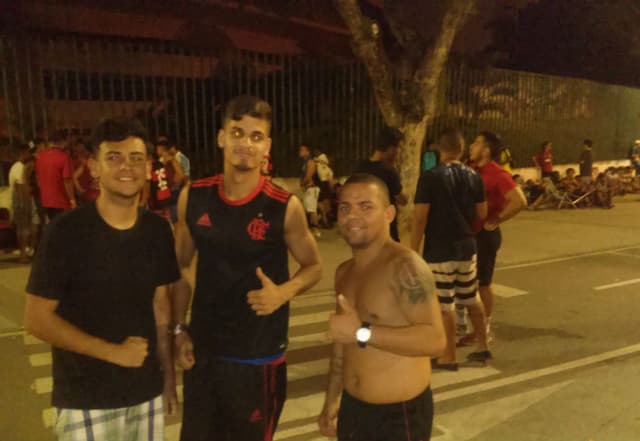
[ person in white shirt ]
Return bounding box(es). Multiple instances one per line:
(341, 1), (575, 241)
(8, 144), (35, 262)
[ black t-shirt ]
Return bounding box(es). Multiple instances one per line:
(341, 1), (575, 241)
(186, 174), (291, 359)
(415, 162), (486, 262)
(27, 203), (180, 409)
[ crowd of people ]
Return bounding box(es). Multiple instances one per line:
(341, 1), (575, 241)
(4, 93), (639, 441)
(4, 130), (192, 261)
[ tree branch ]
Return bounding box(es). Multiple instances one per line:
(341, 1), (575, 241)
(415, 0), (475, 122)
(335, 0), (404, 127)
(383, 0), (424, 60)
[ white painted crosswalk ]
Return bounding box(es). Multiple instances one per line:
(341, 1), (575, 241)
(24, 290), (504, 440)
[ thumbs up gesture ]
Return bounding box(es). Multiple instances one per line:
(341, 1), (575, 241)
(328, 294), (361, 344)
(247, 267), (287, 316)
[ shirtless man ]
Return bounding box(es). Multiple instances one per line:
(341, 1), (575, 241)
(318, 173), (446, 441)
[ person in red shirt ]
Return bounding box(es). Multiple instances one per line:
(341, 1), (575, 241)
(533, 141), (553, 178)
(463, 131), (527, 344)
(35, 131), (76, 221)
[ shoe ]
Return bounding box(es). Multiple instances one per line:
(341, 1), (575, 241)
(431, 358), (459, 371)
(467, 350), (493, 362)
(456, 333), (478, 347)
(311, 228), (322, 239)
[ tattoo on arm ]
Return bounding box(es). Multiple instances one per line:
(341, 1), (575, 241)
(392, 257), (432, 304)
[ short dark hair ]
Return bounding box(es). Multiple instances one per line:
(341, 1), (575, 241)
(49, 129), (67, 144)
(223, 95), (272, 128)
(584, 139), (593, 147)
(541, 141), (551, 151)
(376, 126), (403, 152)
(438, 128), (464, 154)
(342, 173), (391, 205)
(479, 131), (502, 159)
(156, 135), (175, 148)
(88, 116), (151, 156)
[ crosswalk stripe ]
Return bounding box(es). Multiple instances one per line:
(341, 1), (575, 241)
(24, 334), (45, 345)
(43, 407), (55, 428)
(290, 295), (335, 309)
(288, 358), (329, 381)
(33, 376), (52, 394)
(288, 332), (329, 351)
(30, 352), (52, 367)
(275, 422), (320, 440)
(289, 310), (331, 327)
(279, 392), (325, 424)
(493, 283), (528, 297)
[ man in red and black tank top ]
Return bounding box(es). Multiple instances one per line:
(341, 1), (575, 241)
(173, 96), (322, 441)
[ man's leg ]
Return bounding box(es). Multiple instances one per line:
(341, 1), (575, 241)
(476, 229), (501, 341)
(454, 256), (491, 359)
(427, 261), (457, 366)
(215, 359), (287, 441)
(180, 358), (220, 441)
(127, 395), (164, 441)
(55, 407), (127, 441)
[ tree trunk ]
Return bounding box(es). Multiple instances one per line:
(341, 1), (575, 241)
(396, 120), (427, 244)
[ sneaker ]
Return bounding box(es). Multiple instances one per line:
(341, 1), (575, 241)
(467, 350), (493, 362)
(311, 228), (322, 239)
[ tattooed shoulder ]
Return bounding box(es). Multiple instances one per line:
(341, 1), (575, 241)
(391, 254), (434, 305)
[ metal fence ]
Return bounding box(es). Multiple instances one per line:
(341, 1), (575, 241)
(1, 32), (639, 179)
(0, 33), (383, 179)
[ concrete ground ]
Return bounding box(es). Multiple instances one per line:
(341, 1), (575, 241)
(2, 195), (640, 440)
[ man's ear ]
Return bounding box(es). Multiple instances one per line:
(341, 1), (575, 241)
(217, 129), (225, 150)
(385, 204), (397, 223)
(88, 156), (99, 178)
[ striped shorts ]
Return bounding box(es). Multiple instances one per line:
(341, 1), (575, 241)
(428, 255), (479, 311)
(54, 395), (163, 441)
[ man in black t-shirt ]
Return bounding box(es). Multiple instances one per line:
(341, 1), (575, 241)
(173, 96), (322, 441)
(24, 117), (181, 441)
(411, 128), (491, 370)
(357, 126), (408, 241)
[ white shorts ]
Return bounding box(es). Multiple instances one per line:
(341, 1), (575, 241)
(302, 186), (320, 213)
(55, 395), (163, 441)
(428, 256), (479, 311)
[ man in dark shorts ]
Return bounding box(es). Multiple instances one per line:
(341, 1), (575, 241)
(462, 131), (526, 344)
(318, 173), (445, 440)
(357, 126), (408, 241)
(24, 116), (180, 441)
(411, 129), (490, 369)
(173, 95), (322, 441)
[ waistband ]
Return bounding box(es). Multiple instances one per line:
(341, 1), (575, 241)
(217, 352), (286, 366)
(342, 385), (432, 409)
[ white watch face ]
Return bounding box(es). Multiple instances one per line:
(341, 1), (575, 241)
(356, 327), (372, 342)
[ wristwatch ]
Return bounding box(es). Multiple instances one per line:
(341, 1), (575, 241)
(356, 322), (372, 348)
(170, 323), (189, 336)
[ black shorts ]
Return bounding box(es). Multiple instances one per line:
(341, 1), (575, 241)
(337, 386), (433, 441)
(476, 228), (502, 286)
(180, 355), (286, 441)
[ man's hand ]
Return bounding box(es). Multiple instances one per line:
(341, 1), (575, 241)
(318, 402), (339, 437)
(108, 336), (148, 367)
(163, 379), (178, 416)
(174, 332), (195, 370)
(247, 267), (287, 316)
(483, 220), (499, 231)
(328, 295), (360, 344)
